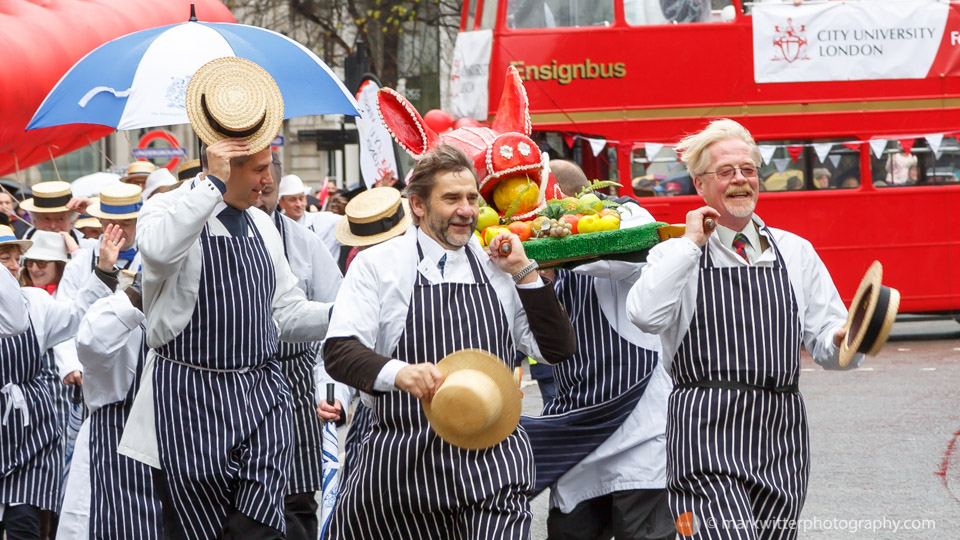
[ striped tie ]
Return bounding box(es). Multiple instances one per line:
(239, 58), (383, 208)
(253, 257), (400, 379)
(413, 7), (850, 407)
(732, 233), (749, 263)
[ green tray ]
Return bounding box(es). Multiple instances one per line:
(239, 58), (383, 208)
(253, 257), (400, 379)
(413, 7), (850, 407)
(521, 221), (667, 269)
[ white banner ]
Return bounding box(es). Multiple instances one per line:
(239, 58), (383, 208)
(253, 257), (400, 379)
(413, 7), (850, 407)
(450, 30), (492, 121)
(754, 0), (954, 83)
(355, 79), (399, 190)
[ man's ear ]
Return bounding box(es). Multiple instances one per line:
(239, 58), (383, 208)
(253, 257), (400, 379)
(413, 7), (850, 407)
(408, 194), (428, 220)
(693, 175), (705, 197)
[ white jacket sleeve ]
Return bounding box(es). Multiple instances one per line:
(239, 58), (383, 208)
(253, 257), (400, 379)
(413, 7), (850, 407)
(137, 179), (222, 281)
(30, 270), (114, 351)
(77, 292), (145, 412)
(797, 242), (863, 370)
(626, 237), (702, 334)
(0, 268), (28, 337)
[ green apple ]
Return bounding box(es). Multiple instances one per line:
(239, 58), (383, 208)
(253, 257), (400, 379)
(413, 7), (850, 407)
(579, 193), (603, 213)
(477, 206), (500, 232)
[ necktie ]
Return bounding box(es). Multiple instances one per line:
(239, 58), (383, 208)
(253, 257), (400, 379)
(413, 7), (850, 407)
(117, 247), (137, 262)
(437, 254), (447, 277)
(217, 207), (248, 237)
(732, 233), (750, 264)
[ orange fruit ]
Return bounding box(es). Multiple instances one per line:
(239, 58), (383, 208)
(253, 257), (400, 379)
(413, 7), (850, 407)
(507, 221), (532, 242)
(493, 176), (540, 215)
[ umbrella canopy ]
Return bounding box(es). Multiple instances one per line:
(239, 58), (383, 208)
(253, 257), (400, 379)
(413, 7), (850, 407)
(28, 21), (360, 132)
(0, 0), (234, 177)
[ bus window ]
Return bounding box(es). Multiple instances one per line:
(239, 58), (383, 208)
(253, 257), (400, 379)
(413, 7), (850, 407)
(624, 0), (734, 26)
(480, 0), (498, 29)
(507, 0), (615, 29)
(872, 137), (960, 188)
(759, 142), (806, 192)
(810, 142), (860, 190)
(629, 145), (695, 196)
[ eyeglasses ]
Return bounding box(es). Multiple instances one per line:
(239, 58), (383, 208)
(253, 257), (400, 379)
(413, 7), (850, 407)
(702, 166), (759, 180)
(26, 259), (49, 269)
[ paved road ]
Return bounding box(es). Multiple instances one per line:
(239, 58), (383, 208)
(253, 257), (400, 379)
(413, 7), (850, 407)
(523, 319), (960, 539)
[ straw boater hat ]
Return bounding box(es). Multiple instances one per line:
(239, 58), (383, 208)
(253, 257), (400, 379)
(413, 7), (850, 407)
(86, 183), (143, 220)
(75, 213), (102, 231)
(334, 187), (411, 247)
(177, 159), (202, 181)
(0, 224), (32, 254)
(22, 230), (69, 263)
(839, 261), (900, 367)
(120, 161), (156, 184)
(421, 349), (522, 450)
(186, 57), (284, 155)
(19, 181), (72, 213)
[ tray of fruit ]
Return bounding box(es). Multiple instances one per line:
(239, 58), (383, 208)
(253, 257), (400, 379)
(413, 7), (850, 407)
(476, 184), (667, 269)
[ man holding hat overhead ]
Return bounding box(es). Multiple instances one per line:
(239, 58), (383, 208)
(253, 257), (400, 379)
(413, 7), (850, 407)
(256, 150), (345, 540)
(19, 180), (90, 246)
(626, 119), (862, 540)
(119, 57), (336, 540)
(277, 173), (342, 260)
(323, 144), (576, 539)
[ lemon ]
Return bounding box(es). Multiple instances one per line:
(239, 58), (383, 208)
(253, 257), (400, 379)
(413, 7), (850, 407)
(493, 176), (539, 215)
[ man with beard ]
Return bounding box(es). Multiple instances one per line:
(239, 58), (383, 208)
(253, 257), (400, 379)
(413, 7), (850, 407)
(626, 119), (861, 540)
(323, 144), (576, 539)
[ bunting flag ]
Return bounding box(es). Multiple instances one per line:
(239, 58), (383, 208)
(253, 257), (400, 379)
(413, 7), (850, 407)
(786, 145), (803, 162)
(587, 137), (607, 157)
(828, 154), (842, 168)
(899, 138), (915, 155)
(812, 143), (833, 164)
(773, 157), (791, 173)
(843, 142), (861, 151)
(563, 133), (576, 149)
(925, 133), (944, 159)
(645, 142), (664, 159)
(869, 139), (888, 159)
(758, 144), (778, 164)
(668, 161), (684, 174)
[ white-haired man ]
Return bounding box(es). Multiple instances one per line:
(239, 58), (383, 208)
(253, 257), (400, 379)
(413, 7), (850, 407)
(277, 174), (341, 259)
(626, 119), (861, 540)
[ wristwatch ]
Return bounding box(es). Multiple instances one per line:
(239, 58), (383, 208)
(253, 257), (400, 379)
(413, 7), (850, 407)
(512, 260), (539, 284)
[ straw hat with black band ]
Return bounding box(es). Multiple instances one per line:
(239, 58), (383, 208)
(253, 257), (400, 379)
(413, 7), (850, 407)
(86, 184), (143, 220)
(0, 224), (32, 254)
(20, 181), (73, 213)
(839, 261), (900, 367)
(421, 349), (522, 450)
(177, 159), (202, 181)
(335, 187), (412, 247)
(186, 57), (284, 155)
(121, 161), (156, 184)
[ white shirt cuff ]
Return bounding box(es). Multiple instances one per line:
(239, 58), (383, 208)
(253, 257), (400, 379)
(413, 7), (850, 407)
(515, 275), (545, 289)
(373, 359), (409, 392)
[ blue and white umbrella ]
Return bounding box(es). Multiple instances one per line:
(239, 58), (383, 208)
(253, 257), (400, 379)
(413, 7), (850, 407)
(28, 20), (359, 131)
(320, 383), (340, 539)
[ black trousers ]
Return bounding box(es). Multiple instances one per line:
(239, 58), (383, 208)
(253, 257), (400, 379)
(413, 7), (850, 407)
(152, 468), (283, 540)
(0, 504), (43, 540)
(547, 489), (675, 540)
(283, 492), (318, 540)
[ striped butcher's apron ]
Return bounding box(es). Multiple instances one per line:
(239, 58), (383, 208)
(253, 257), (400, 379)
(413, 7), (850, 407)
(89, 325), (162, 539)
(273, 211), (325, 495)
(329, 242), (535, 539)
(521, 270), (659, 494)
(153, 215), (292, 539)
(667, 232), (808, 540)
(0, 320), (62, 512)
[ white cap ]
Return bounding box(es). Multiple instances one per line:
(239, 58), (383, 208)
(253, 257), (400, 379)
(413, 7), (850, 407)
(22, 230), (69, 263)
(279, 174), (307, 198)
(142, 168), (177, 199)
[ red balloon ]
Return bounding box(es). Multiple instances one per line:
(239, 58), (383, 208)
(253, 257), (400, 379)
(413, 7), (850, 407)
(454, 117), (483, 129)
(423, 109), (454, 134)
(0, 0), (235, 178)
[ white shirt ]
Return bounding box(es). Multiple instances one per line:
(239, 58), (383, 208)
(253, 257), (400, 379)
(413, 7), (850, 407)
(325, 225), (549, 402)
(548, 202), (670, 511)
(137, 177), (333, 349)
(626, 214), (863, 373)
(76, 291), (144, 415)
(299, 211), (343, 261)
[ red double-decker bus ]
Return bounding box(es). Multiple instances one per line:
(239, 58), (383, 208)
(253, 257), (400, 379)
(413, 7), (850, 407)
(457, 0), (960, 316)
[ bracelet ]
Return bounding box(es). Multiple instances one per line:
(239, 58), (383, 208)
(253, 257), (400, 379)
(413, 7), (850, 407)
(512, 260), (539, 284)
